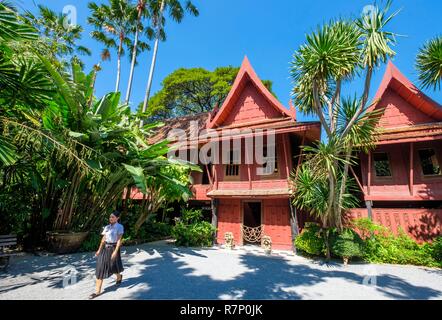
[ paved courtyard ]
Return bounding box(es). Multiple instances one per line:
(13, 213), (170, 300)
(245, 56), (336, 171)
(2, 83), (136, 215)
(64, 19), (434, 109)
(1, 241), (441, 300)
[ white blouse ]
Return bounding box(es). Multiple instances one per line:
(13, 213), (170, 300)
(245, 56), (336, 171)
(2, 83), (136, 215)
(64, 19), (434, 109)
(101, 223), (124, 243)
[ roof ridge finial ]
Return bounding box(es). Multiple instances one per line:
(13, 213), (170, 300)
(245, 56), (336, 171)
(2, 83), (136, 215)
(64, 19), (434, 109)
(289, 99), (297, 121)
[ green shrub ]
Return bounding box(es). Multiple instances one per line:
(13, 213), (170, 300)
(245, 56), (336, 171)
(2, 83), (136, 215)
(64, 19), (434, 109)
(295, 218), (441, 268)
(171, 209), (216, 247)
(351, 217), (389, 240)
(330, 228), (364, 260)
(294, 223), (325, 256)
(123, 212), (172, 244)
(430, 237), (442, 263)
(353, 218), (440, 268)
(80, 231), (102, 252)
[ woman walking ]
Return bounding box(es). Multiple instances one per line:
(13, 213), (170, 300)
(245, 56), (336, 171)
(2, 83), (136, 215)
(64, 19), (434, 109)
(89, 210), (124, 299)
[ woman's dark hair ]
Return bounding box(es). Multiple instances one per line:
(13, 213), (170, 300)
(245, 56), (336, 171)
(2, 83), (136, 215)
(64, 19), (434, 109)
(111, 210), (121, 218)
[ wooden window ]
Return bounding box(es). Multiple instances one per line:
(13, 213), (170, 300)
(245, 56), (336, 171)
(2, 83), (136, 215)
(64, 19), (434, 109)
(225, 150), (239, 177)
(373, 152), (392, 177)
(418, 149), (441, 176)
(262, 145), (278, 175)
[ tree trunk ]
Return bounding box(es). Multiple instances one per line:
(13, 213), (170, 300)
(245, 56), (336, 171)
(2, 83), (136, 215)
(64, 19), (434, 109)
(327, 169), (335, 228)
(125, 8), (142, 104)
(336, 144), (352, 231)
(121, 186), (132, 221)
(322, 227), (331, 261)
(115, 33), (124, 93)
(140, 0), (165, 128)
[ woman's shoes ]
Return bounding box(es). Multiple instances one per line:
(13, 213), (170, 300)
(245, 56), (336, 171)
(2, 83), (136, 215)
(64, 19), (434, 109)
(88, 292), (101, 299)
(116, 275), (123, 285)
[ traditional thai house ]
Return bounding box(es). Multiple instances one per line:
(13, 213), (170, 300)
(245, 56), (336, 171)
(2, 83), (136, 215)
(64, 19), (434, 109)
(144, 57), (321, 250)
(137, 58), (441, 250)
(349, 61), (442, 242)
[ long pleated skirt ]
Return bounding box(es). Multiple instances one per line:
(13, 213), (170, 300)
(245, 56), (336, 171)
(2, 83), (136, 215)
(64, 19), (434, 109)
(95, 243), (124, 280)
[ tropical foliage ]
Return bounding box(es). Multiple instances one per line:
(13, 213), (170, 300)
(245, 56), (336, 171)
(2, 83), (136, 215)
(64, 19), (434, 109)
(138, 0), (199, 121)
(0, 3), (198, 251)
(296, 221), (442, 268)
(171, 208), (216, 247)
(352, 219), (441, 268)
(88, 0), (142, 92)
(289, 1), (399, 257)
(294, 222), (325, 256)
(416, 35), (442, 90)
(24, 5), (92, 70)
(142, 66), (274, 120)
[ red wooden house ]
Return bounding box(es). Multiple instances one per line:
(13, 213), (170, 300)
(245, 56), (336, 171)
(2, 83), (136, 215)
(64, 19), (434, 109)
(349, 61), (442, 241)
(145, 57), (321, 250)
(138, 58), (441, 250)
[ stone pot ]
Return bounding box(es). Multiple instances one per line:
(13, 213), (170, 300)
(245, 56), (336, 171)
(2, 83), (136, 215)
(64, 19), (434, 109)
(46, 231), (89, 254)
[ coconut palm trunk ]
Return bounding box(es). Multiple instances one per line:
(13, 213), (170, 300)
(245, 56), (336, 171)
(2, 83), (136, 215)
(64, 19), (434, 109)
(140, 0), (165, 127)
(125, 2), (144, 103)
(115, 33), (124, 93)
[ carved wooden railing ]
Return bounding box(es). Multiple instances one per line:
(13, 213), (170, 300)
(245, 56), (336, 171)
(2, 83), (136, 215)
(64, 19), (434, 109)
(241, 225), (264, 243)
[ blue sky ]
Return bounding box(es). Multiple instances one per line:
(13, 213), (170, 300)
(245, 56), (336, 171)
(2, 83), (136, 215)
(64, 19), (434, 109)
(21, 0), (442, 122)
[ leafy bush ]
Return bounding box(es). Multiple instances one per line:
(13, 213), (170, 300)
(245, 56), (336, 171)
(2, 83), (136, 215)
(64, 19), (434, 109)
(80, 231), (102, 252)
(330, 228), (364, 260)
(351, 217), (389, 240)
(294, 223), (325, 256)
(294, 219), (441, 268)
(430, 237), (442, 262)
(122, 210), (172, 244)
(125, 219), (172, 244)
(171, 208), (216, 247)
(353, 218), (440, 268)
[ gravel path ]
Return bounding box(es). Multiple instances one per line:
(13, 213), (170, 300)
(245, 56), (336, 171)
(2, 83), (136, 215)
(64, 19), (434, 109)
(1, 241), (441, 300)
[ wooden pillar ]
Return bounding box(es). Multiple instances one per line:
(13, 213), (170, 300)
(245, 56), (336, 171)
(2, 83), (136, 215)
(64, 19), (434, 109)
(294, 132), (306, 179)
(289, 199), (299, 254)
(409, 142), (414, 196)
(211, 198), (219, 244)
(205, 164), (213, 186)
(246, 138), (252, 189)
(365, 200), (373, 220)
(282, 134), (290, 178)
(213, 164), (218, 190)
(367, 151), (372, 196)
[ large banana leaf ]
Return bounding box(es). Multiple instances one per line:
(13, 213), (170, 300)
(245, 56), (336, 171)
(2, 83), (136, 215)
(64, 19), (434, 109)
(123, 163), (147, 194)
(35, 51), (80, 120)
(93, 92), (121, 121)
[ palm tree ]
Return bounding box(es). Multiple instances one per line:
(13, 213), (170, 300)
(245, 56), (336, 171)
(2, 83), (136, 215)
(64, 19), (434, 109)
(24, 5), (92, 70)
(290, 1), (399, 237)
(125, 0), (153, 104)
(88, 0), (137, 93)
(416, 36), (442, 91)
(139, 0), (199, 127)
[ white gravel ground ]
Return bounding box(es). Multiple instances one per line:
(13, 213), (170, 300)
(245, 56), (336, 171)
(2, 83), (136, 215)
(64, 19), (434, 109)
(0, 240), (441, 300)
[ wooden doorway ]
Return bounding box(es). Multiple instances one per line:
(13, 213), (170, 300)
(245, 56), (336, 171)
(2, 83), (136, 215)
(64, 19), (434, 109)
(242, 201), (263, 245)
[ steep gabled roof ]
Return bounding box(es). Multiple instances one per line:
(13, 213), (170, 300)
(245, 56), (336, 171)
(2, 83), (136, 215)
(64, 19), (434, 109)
(148, 112), (210, 144)
(370, 61), (442, 120)
(207, 56), (295, 129)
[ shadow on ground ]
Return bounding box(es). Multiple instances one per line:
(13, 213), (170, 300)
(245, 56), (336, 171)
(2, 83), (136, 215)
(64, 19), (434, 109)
(0, 243), (441, 300)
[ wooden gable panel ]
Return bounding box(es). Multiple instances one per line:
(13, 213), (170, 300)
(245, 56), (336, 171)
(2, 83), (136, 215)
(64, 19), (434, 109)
(376, 88), (436, 128)
(222, 82), (282, 126)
